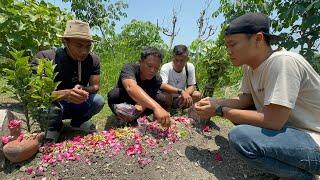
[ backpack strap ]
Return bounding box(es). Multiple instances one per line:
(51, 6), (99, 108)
(185, 64), (189, 87)
(185, 63), (198, 90)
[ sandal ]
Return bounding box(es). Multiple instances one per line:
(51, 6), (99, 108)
(70, 121), (96, 133)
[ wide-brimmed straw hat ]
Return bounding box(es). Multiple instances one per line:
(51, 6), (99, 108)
(58, 20), (93, 41)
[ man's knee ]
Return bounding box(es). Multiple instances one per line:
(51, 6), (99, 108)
(87, 94), (105, 116)
(92, 94), (105, 110)
(107, 88), (119, 101)
(164, 93), (173, 108)
(155, 91), (172, 109)
(228, 125), (259, 159)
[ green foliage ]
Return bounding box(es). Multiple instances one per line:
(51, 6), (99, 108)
(4, 50), (59, 132)
(213, 0), (271, 22)
(95, 20), (168, 96)
(29, 58), (60, 132)
(213, 0), (320, 66)
(0, 56), (14, 76)
(0, 0), (72, 57)
(190, 39), (240, 97)
(178, 129), (189, 138)
(271, 0), (320, 62)
(63, 0), (128, 38)
(4, 50), (33, 108)
(118, 20), (168, 61)
(310, 53), (320, 74)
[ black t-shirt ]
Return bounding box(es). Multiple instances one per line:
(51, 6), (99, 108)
(34, 48), (100, 90)
(117, 63), (162, 96)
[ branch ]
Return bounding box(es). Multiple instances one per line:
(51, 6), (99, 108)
(203, 26), (215, 41)
(175, 28), (180, 38)
(162, 31), (172, 36)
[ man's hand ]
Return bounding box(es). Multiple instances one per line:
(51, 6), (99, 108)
(153, 107), (171, 127)
(179, 91), (193, 107)
(65, 85), (89, 104)
(194, 97), (219, 119)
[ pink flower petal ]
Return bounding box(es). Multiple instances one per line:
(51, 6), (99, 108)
(145, 138), (157, 148)
(72, 136), (82, 142)
(25, 167), (33, 174)
(134, 143), (144, 154)
(214, 153), (223, 161)
(126, 145), (135, 156)
(138, 156), (151, 167)
(8, 119), (22, 128)
(17, 133), (24, 142)
(1, 136), (12, 145)
(51, 171), (57, 176)
(202, 125), (210, 132)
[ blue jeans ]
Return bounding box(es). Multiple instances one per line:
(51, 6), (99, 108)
(48, 93), (105, 131)
(228, 125), (320, 179)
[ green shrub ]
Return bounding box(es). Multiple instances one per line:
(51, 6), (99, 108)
(4, 50), (59, 133)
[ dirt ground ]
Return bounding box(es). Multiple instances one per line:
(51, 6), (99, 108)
(0, 99), (277, 180)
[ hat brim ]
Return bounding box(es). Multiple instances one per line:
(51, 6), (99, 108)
(57, 34), (95, 42)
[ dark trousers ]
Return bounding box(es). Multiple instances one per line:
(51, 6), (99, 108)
(48, 93), (105, 131)
(107, 87), (167, 115)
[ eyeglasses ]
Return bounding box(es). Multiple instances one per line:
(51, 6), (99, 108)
(69, 42), (92, 51)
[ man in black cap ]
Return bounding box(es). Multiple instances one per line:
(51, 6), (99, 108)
(195, 12), (320, 179)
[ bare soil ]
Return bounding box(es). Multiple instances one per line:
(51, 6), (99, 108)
(0, 99), (277, 180)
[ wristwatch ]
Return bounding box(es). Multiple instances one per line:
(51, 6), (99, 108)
(215, 105), (224, 117)
(177, 89), (183, 94)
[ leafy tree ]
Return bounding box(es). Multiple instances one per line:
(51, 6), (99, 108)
(63, 0), (128, 39)
(117, 20), (168, 61)
(0, 0), (72, 57)
(311, 53), (320, 74)
(95, 20), (168, 96)
(213, 0), (320, 65)
(190, 39), (233, 97)
(272, 0), (320, 62)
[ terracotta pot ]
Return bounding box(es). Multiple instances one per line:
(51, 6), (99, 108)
(9, 127), (21, 140)
(3, 132), (44, 163)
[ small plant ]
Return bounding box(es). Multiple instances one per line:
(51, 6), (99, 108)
(29, 57), (60, 134)
(4, 50), (59, 134)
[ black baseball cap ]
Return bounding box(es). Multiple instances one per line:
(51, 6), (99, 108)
(225, 12), (279, 40)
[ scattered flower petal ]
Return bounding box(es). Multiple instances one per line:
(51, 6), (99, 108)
(202, 125), (210, 132)
(8, 119), (22, 129)
(25, 167), (33, 174)
(214, 153), (223, 161)
(1, 135), (13, 145)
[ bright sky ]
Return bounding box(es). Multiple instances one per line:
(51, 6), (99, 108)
(47, 0), (224, 46)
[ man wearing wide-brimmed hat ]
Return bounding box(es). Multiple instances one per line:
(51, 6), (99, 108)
(194, 13), (320, 179)
(34, 20), (105, 142)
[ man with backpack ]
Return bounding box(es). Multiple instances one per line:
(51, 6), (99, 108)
(160, 45), (202, 109)
(34, 20), (105, 142)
